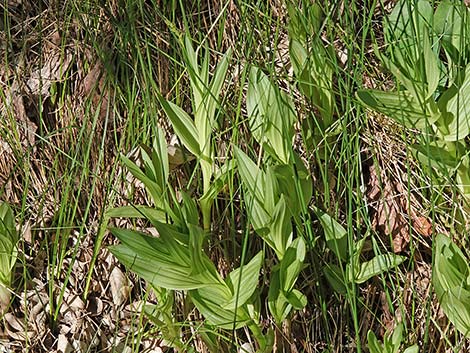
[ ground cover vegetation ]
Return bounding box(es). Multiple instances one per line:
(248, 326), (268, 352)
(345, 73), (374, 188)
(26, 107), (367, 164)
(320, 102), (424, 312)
(0, 0), (470, 352)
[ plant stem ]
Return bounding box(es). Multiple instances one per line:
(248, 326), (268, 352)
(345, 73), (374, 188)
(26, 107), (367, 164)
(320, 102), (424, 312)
(201, 160), (213, 232)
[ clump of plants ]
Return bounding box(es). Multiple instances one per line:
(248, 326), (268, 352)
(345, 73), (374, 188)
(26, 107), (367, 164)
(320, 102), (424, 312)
(357, 0), (470, 341)
(357, 0), (470, 203)
(106, 21), (413, 350)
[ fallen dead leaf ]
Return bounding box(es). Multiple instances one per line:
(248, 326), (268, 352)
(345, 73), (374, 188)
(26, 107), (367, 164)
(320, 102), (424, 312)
(109, 267), (131, 307)
(413, 216), (432, 237)
(57, 334), (73, 353)
(367, 165), (410, 252)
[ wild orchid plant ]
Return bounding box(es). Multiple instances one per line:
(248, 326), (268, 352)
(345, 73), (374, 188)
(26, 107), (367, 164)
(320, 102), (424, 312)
(288, 2), (340, 159)
(357, 0), (470, 201)
(239, 67), (312, 330)
(109, 125), (269, 351)
(433, 233), (470, 338)
(108, 38), (272, 352)
(157, 36), (232, 232)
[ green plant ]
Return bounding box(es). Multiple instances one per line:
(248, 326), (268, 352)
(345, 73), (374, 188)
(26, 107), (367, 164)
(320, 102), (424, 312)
(106, 37), (274, 349)
(433, 233), (470, 338)
(287, 2), (340, 157)
(316, 208), (405, 295)
(368, 323), (419, 353)
(157, 35), (232, 231)
(235, 147), (308, 325)
(108, 132), (270, 351)
(238, 66), (314, 350)
(356, 0), (470, 201)
(0, 202), (18, 314)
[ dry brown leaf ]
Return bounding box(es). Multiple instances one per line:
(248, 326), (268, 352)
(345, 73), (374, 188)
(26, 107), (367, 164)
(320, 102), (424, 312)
(57, 334), (73, 353)
(109, 267), (131, 307)
(368, 165), (410, 252)
(413, 216), (432, 237)
(26, 51), (72, 98)
(4, 313), (35, 341)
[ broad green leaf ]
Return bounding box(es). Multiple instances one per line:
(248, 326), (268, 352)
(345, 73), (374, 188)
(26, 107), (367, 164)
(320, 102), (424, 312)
(269, 196), (293, 259)
(184, 36), (204, 110)
(293, 153), (313, 208)
(246, 68), (267, 144)
(205, 47), (232, 128)
(323, 264), (347, 295)
(390, 324), (404, 351)
(247, 67), (295, 164)
(289, 39), (334, 124)
(110, 242), (202, 290)
(109, 228), (223, 290)
(181, 192), (199, 226)
(268, 270), (292, 323)
(356, 253), (406, 284)
(367, 330), (383, 353)
(285, 289), (307, 310)
(190, 285), (251, 329)
(234, 147), (271, 231)
(250, 201), (271, 235)
(157, 94), (201, 157)
(412, 143), (461, 171)
(423, 29), (440, 99)
(121, 154), (162, 204)
(106, 205), (167, 222)
(0, 202), (18, 287)
(234, 147), (265, 204)
(279, 237), (305, 293)
(246, 288), (261, 323)
(314, 207), (347, 262)
(356, 89), (439, 130)
(287, 2), (323, 43)
(200, 160), (236, 204)
(154, 128), (169, 188)
(352, 237), (367, 274)
(188, 224), (212, 276)
(433, 233), (470, 337)
(439, 65), (470, 141)
(439, 288), (470, 337)
(224, 251), (263, 310)
(264, 166), (278, 216)
(434, 1), (467, 60)
(456, 166), (470, 199)
(403, 345), (419, 353)
(199, 43), (210, 105)
(274, 156), (313, 220)
(375, 52), (424, 101)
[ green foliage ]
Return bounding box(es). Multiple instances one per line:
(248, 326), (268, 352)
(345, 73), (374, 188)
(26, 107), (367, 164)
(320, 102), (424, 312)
(315, 208), (405, 293)
(357, 0), (470, 200)
(238, 66), (312, 327)
(287, 1), (341, 164)
(108, 44), (276, 350)
(246, 67), (296, 165)
(368, 324), (419, 353)
(105, 3), (470, 350)
(110, 223), (264, 329)
(433, 233), (470, 337)
(0, 202), (18, 312)
(157, 36), (232, 230)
